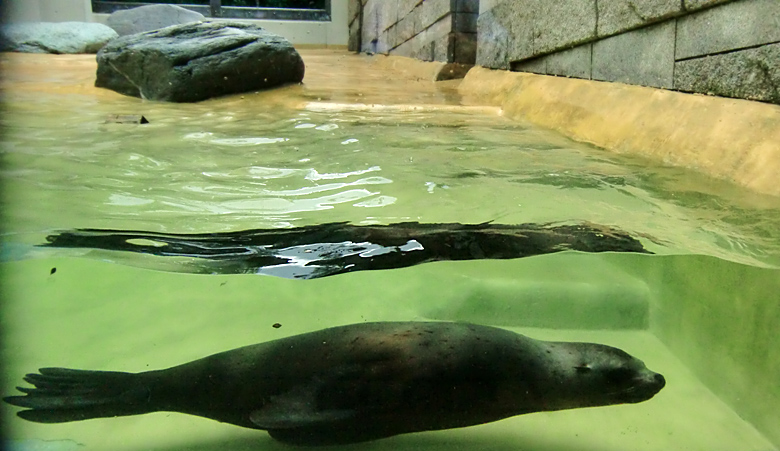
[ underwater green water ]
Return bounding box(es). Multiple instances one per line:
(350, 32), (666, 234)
(2, 70), (780, 450)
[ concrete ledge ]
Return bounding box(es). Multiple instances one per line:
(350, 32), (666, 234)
(459, 66), (780, 197)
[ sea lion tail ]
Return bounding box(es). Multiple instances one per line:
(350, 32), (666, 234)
(3, 367), (152, 423)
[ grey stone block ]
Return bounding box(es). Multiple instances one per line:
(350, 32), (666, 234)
(361, 1), (379, 52)
(396, 10), (420, 44)
(412, 41), (435, 61)
(420, 0), (452, 31)
(593, 21), (675, 88)
(348, 0), (361, 25)
(676, 0), (780, 60)
(348, 17), (360, 51)
(475, 8), (509, 68)
(512, 57), (546, 74)
(399, 0), (423, 18)
(106, 4), (204, 36)
(597, 0), (682, 37)
(379, 28), (392, 53)
(453, 12), (478, 33)
(674, 42), (780, 104)
(453, 32), (477, 63)
(533, 0), (597, 54)
(546, 44), (592, 79)
(432, 34), (452, 62)
(453, 0), (480, 13)
(0, 22), (117, 54)
(505, 1), (535, 61)
(378, 0), (399, 32)
(683, 0), (732, 11)
(426, 13), (454, 41)
(386, 23), (399, 49)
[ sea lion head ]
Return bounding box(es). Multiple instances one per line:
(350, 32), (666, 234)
(534, 341), (666, 411)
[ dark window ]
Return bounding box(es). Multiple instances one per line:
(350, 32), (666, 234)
(91, 0), (331, 21)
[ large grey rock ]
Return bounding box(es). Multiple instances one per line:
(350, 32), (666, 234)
(0, 22), (117, 54)
(107, 4), (205, 36)
(95, 21), (305, 102)
(674, 43), (780, 104)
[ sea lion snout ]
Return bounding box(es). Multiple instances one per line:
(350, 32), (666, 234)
(621, 369), (665, 403)
(652, 372), (666, 388)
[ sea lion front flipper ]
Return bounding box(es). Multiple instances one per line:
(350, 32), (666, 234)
(249, 382), (354, 429)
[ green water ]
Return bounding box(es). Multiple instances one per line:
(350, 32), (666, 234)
(2, 75), (780, 450)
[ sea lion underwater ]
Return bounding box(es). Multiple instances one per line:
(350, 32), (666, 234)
(4, 322), (665, 446)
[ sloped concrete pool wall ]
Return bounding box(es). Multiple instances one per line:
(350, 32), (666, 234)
(454, 62), (780, 446)
(458, 67), (780, 197)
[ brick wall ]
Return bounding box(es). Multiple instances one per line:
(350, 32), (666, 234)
(477, 0), (780, 104)
(348, 0), (479, 64)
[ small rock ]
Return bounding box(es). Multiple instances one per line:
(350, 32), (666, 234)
(0, 22), (117, 54)
(107, 4), (205, 36)
(104, 114), (149, 124)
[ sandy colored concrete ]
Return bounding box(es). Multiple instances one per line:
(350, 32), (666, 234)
(459, 66), (780, 197)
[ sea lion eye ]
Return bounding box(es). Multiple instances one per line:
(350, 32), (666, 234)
(574, 365), (591, 373)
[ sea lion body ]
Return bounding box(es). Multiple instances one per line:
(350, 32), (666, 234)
(5, 322), (665, 446)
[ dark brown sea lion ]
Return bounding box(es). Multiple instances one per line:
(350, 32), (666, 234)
(4, 322), (665, 446)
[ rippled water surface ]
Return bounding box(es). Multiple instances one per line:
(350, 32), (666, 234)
(2, 54), (779, 268)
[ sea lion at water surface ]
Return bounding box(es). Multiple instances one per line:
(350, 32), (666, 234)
(4, 321), (665, 446)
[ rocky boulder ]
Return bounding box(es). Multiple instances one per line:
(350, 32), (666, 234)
(95, 21), (305, 102)
(0, 22), (117, 54)
(107, 4), (205, 36)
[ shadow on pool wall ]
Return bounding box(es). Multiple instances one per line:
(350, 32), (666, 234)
(610, 253), (780, 447)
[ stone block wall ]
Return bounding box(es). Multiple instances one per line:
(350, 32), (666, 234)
(477, 0), (780, 104)
(348, 0), (479, 63)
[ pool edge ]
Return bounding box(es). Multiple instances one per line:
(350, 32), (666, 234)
(458, 66), (780, 198)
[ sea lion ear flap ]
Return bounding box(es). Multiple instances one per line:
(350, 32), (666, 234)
(249, 384), (354, 429)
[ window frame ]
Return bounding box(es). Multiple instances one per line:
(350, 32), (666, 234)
(91, 1), (332, 21)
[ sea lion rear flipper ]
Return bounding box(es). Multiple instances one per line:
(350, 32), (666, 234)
(249, 382), (354, 429)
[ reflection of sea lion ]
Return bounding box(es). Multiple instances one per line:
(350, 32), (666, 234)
(4, 322), (665, 446)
